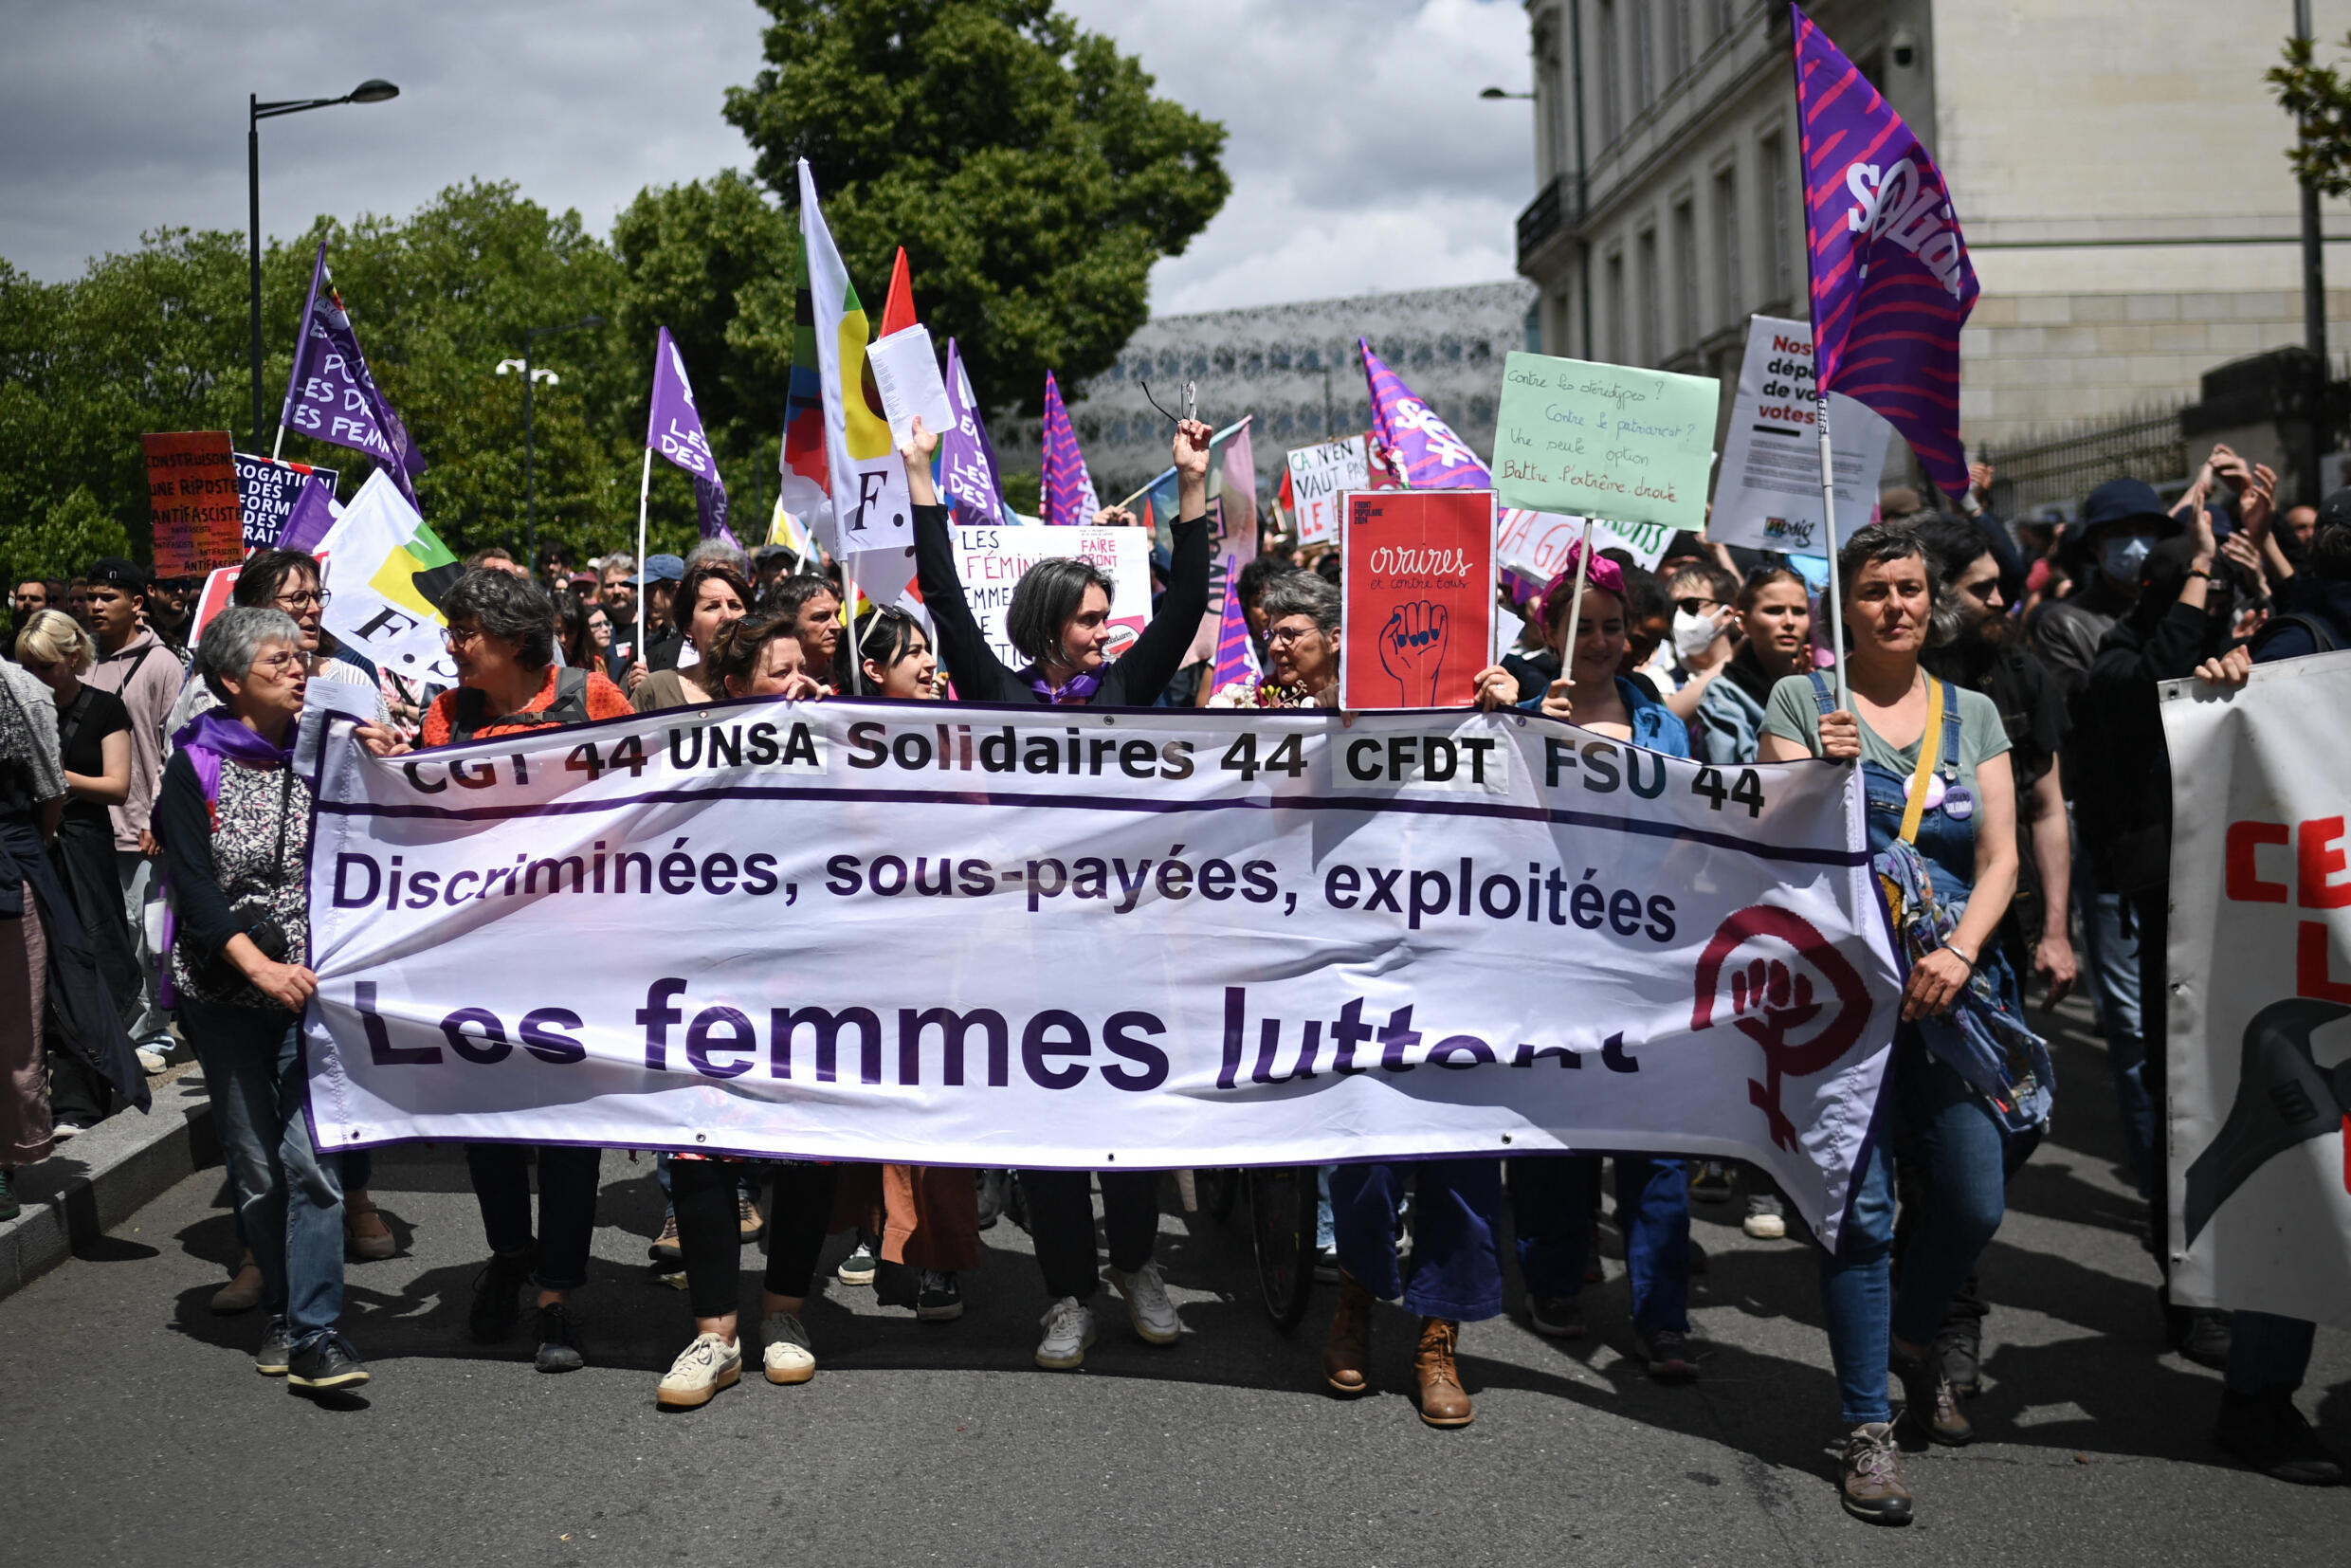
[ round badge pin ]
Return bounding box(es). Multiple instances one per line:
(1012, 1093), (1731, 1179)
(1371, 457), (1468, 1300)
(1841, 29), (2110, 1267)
(1942, 784), (1975, 821)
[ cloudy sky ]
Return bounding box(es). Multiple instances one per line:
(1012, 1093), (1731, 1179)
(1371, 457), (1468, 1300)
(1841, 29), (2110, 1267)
(0, 0), (1534, 317)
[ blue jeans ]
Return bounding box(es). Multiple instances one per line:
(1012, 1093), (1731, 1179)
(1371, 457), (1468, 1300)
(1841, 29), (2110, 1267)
(2227, 1311), (2318, 1395)
(1508, 1154), (1690, 1333)
(1819, 1038), (2040, 1424)
(183, 1000), (346, 1350)
(2071, 822), (2152, 1195)
(1330, 1159), (1503, 1322)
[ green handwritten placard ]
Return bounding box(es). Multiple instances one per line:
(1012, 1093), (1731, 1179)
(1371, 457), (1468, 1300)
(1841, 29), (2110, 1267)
(1492, 352), (1719, 530)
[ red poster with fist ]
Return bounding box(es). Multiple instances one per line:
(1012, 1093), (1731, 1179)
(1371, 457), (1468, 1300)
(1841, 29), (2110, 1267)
(1339, 489), (1496, 710)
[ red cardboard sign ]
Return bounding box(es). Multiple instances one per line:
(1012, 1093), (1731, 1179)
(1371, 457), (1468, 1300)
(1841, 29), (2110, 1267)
(1340, 489), (1496, 710)
(143, 430), (244, 575)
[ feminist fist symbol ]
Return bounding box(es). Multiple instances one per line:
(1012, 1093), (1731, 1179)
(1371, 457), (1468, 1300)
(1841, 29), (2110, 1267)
(1378, 601), (1449, 705)
(1692, 906), (1872, 1152)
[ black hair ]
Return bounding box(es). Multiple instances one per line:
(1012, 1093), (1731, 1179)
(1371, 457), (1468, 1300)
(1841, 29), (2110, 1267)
(1666, 559), (1740, 604)
(675, 560), (755, 647)
(1836, 521), (1938, 604)
(1910, 514), (1996, 588)
(554, 589), (591, 666)
(840, 605), (929, 688)
(1235, 556), (1299, 612)
(763, 574), (838, 621)
(1737, 562), (1811, 613)
(232, 549), (319, 609)
(445, 567), (556, 668)
(1006, 556), (1115, 665)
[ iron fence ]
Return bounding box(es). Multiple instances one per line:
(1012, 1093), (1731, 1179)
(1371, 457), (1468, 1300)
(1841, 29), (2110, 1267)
(1982, 405), (2188, 521)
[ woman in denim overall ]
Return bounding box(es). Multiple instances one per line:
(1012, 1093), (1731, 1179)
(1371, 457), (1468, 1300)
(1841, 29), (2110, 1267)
(1760, 524), (2035, 1527)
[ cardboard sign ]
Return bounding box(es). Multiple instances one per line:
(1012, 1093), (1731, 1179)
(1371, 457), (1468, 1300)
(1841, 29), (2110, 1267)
(143, 431), (245, 575)
(1493, 509), (1672, 584)
(234, 453), (338, 554)
(1286, 436), (1370, 546)
(1708, 316), (1894, 557)
(1340, 490), (1496, 710)
(1492, 353), (1716, 530)
(186, 566), (240, 649)
(950, 523), (1152, 670)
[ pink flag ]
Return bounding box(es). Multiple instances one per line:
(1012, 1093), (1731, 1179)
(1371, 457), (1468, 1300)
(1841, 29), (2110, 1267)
(1790, 3), (1978, 493)
(1359, 340), (1489, 490)
(1040, 371), (1099, 526)
(1210, 553), (1259, 696)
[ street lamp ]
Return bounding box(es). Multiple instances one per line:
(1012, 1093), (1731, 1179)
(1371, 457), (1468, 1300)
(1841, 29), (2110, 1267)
(1479, 86), (1534, 100)
(498, 316), (605, 568)
(249, 80), (400, 449)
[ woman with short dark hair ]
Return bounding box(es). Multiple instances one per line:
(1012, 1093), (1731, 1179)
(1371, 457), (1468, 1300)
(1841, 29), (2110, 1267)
(632, 561), (756, 712)
(835, 607), (939, 699)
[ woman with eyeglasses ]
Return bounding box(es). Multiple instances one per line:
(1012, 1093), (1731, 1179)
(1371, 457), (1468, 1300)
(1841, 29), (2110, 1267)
(163, 549), (390, 740)
(1206, 572), (1340, 708)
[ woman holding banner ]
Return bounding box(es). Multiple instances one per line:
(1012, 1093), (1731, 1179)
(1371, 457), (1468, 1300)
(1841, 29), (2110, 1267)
(900, 413), (1212, 1371)
(1462, 549), (1703, 1388)
(1755, 523), (2038, 1526)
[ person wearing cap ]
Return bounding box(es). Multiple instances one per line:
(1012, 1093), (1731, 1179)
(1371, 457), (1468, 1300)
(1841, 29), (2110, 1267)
(81, 557), (183, 1085)
(617, 553), (684, 688)
(2028, 478), (2177, 693)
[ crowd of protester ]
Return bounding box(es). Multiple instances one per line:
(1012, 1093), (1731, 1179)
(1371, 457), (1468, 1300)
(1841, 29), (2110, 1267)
(0, 425), (2343, 1512)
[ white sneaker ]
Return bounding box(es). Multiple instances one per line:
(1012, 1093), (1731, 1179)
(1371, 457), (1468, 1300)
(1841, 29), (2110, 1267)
(1034, 1296), (1096, 1370)
(1107, 1260), (1181, 1345)
(1743, 1193), (1787, 1241)
(762, 1311), (815, 1385)
(656, 1331), (740, 1409)
(137, 1045), (171, 1076)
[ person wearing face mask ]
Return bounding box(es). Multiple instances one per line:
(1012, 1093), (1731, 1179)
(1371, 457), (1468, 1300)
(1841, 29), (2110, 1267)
(2028, 479), (2175, 694)
(2071, 506), (2252, 1377)
(1652, 561), (1741, 726)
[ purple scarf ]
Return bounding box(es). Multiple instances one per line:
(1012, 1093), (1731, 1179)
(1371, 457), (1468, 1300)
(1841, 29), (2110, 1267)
(1025, 667), (1103, 705)
(156, 712), (297, 1009)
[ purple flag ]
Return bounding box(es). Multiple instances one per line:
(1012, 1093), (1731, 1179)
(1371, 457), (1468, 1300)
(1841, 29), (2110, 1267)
(1359, 340), (1489, 490)
(275, 471), (338, 555)
(279, 240), (427, 509)
(647, 326), (735, 544)
(940, 337), (1009, 526)
(1039, 371), (1099, 526)
(1210, 554), (1260, 695)
(1791, 4), (1978, 494)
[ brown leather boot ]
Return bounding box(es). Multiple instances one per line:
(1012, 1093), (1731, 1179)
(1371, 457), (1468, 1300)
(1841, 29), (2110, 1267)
(1412, 1316), (1473, 1427)
(1322, 1272), (1372, 1395)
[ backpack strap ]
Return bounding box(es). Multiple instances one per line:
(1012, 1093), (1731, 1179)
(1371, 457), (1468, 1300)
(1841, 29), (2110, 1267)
(449, 666), (592, 745)
(546, 666), (592, 726)
(448, 685), (490, 745)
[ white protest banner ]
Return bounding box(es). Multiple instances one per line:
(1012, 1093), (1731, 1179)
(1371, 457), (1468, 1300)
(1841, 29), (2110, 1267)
(866, 324), (956, 448)
(1494, 508), (1672, 582)
(1708, 316), (1894, 557)
(301, 702), (1898, 1244)
(1287, 436), (1369, 547)
(234, 453), (337, 554)
(316, 469), (460, 686)
(951, 522), (1150, 668)
(2161, 652), (2351, 1327)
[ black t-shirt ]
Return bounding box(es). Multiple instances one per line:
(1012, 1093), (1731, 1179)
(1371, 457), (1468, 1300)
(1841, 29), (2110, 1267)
(55, 684), (131, 830)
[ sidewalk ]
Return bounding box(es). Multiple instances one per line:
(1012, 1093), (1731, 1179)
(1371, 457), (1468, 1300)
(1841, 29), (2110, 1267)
(0, 1065), (216, 1300)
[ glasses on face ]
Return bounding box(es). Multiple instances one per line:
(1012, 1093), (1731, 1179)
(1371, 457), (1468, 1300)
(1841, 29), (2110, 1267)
(249, 650), (303, 675)
(1267, 625), (1318, 646)
(442, 625), (485, 650)
(274, 588), (330, 611)
(1672, 596), (1722, 616)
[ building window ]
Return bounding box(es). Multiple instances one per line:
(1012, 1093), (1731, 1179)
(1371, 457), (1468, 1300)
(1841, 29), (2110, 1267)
(1598, 1), (1621, 143)
(1607, 250), (1628, 363)
(1538, 18), (1566, 181)
(1760, 130), (1794, 305)
(1636, 228), (1660, 365)
(1672, 200), (1698, 354)
(1670, 0), (1693, 80)
(1714, 164), (1741, 329)
(1633, 0), (1656, 113)
(1715, 0), (1739, 40)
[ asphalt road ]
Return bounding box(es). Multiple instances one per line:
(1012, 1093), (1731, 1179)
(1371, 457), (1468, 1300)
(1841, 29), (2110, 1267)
(2, 995), (2344, 1568)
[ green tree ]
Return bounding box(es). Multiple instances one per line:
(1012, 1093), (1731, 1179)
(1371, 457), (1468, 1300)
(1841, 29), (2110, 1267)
(723, 0), (1229, 413)
(2272, 33), (2351, 194)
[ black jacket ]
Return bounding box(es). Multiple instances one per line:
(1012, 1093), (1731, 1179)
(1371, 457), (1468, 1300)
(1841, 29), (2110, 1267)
(913, 502), (1209, 705)
(2071, 598), (2228, 898)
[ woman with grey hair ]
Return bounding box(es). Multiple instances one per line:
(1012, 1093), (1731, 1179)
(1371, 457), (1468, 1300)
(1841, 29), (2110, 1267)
(1208, 570), (1342, 709)
(156, 606), (393, 1392)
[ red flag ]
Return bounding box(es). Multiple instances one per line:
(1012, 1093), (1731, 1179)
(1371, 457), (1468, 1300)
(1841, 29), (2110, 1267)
(880, 247), (918, 337)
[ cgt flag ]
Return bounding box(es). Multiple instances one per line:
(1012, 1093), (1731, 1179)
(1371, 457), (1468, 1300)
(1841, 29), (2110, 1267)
(280, 240), (428, 509)
(647, 327), (735, 545)
(1360, 340), (1489, 491)
(1040, 371), (1100, 527)
(1790, 3), (1978, 495)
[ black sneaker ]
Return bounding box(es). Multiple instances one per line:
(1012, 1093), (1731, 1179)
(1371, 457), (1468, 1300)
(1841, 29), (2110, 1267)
(975, 1169), (1009, 1231)
(1638, 1327), (1699, 1382)
(287, 1335), (371, 1392)
(2214, 1387), (2344, 1486)
(916, 1270), (965, 1322)
(1528, 1296), (1586, 1340)
(1934, 1320), (1983, 1399)
(2165, 1298), (2232, 1369)
(253, 1322), (295, 1377)
(534, 1303), (586, 1373)
(837, 1233), (879, 1286)
(468, 1247), (537, 1343)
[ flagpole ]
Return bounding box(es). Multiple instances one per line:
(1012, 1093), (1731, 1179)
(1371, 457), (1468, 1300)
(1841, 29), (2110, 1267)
(1559, 515), (1596, 702)
(1814, 392), (1850, 713)
(846, 561), (863, 695)
(633, 447), (651, 664)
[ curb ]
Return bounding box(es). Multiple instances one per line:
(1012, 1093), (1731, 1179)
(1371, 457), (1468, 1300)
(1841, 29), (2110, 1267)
(0, 1072), (218, 1302)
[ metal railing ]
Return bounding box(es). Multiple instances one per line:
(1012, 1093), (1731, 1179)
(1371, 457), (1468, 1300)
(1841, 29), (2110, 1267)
(1982, 404), (2188, 520)
(1516, 174), (1583, 265)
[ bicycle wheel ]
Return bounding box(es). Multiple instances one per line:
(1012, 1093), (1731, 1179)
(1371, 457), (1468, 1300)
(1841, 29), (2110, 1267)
(1248, 1167), (1316, 1330)
(1196, 1167), (1241, 1223)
